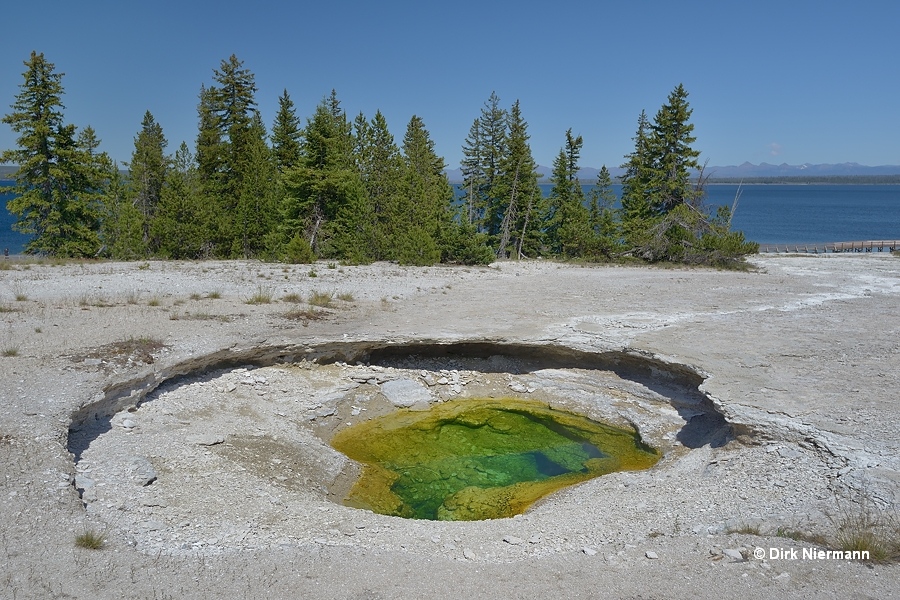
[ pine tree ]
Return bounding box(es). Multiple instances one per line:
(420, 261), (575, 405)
(495, 100), (542, 259)
(127, 110), (168, 251)
(587, 165), (620, 257)
(647, 83), (701, 214)
(1, 52), (104, 256)
(193, 55), (275, 257)
(477, 92), (508, 235)
(459, 117), (484, 225)
(355, 110), (404, 259)
(619, 110), (655, 245)
(100, 163), (144, 259)
(277, 92), (372, 262)
(153, 142), (208, 258)
(271, 89), (303, 173)
(397, 115), (451, 265)
(545, 129), (591, 256)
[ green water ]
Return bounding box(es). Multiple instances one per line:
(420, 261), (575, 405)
(330, 397), (659, 521)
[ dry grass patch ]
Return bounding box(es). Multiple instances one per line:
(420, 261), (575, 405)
(170, 312), (232, 323)
(245, 285), (274, 305)
(74, 529), (105, 550)
(281, 292), (304, 303)
(75, 336), (167, 367)
(308, 290), (334, 308)
(282, 308), (328, 325)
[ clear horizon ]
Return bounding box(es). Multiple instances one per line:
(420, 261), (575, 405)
(1, 1), (898, 170)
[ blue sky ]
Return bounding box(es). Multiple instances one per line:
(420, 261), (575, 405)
(2, 1), (898, 170)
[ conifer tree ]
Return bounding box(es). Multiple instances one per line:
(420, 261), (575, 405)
(619, 110), (655, 245)
(587, 165), (620, 257)
(495, 100), (542, 259)
(127, 110), (168, 251)
(277, 92), (372, 262)
(545, 129), (591, 256)
(1, 52), (105, 256)
(153, 142), (208, 258)
(271, 89), (303, 173)
(100, 164), (144, 259)
(459, 118), (484, 225)
(397, 115), (452, 265)
(647, 83), (701, 214)
(355, 110), (404, 259)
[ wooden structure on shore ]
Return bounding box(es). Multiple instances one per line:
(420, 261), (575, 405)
(759, 240), (900, 254)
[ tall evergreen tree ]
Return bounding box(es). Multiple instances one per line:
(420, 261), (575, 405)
(100, 163), (144, 259)
(545, 129), (591, 256)
(153, 142), (208, 258)
(619, 110), (655, 245)
(193, 55), (275, 257)
(397, 115), (453, 265)
(459, 117), (484, 225)
(271, 89), (302, 173)
(277, 91), (372, 262)
(647, 83), (701, 213)
(1, 52), (105, 256)
(587, 165), (620, 257)
(355, 110), (404, 259)
(495, 100), (542, 259)
(127, 110), (168, 250)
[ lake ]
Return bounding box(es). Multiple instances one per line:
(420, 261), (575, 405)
(2, 181), (899, 254)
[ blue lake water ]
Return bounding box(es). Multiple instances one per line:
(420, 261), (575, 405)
(2, 180), (899, 254)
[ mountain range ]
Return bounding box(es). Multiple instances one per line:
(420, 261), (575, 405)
(444, 162), (900, 183)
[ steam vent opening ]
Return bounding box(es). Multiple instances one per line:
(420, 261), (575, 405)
(68, 340), (736, 540)
(331, 397), (659, 521)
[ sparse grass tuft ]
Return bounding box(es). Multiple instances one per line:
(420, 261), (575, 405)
(245, 285), (274, 305)
(727, 522), (761, 536)
(829, 498), (900, 563)
(282, 308), (328, 324)
(147, 296), (162, 307)
(337, 291), (355, 302)
(308, 290), (334, 308)
(774, 525), (829, 546)
(137, 262), (150, 271)
(327, 262), (337, 269)
(170, 312), (232, 322)
(75, 529), (105, 550)
(206, 290), (222, 300)
(281, 292), (303, 303)
(308, 269), (318, 278)
(2, 347), (19, 357)
(0, 304), (18, 313)
(189, 292), (202, 301)
(0, 261), (12, 271)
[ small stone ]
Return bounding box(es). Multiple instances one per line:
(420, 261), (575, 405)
(121, 419), (136, 429)
(463, 548), (476, 560)
(583, 547), (598, 556)
(128, 457), (157, 487)
(723, 548), (744, 561)
(775, 572), (791, 581)
(508, 382), (528, 393)
(74, 474), (95, 491)
(645, 550), (659, 559)
(503, 536), (524, 545)
(381, 379), (432, 407)
(437, 377), (449, 385)
(83, 358), (102, 366)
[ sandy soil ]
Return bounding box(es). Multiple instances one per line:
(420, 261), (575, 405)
(0, 254), (898, 599)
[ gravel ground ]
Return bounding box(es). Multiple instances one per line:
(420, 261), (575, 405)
(0, 254), (898, 599)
